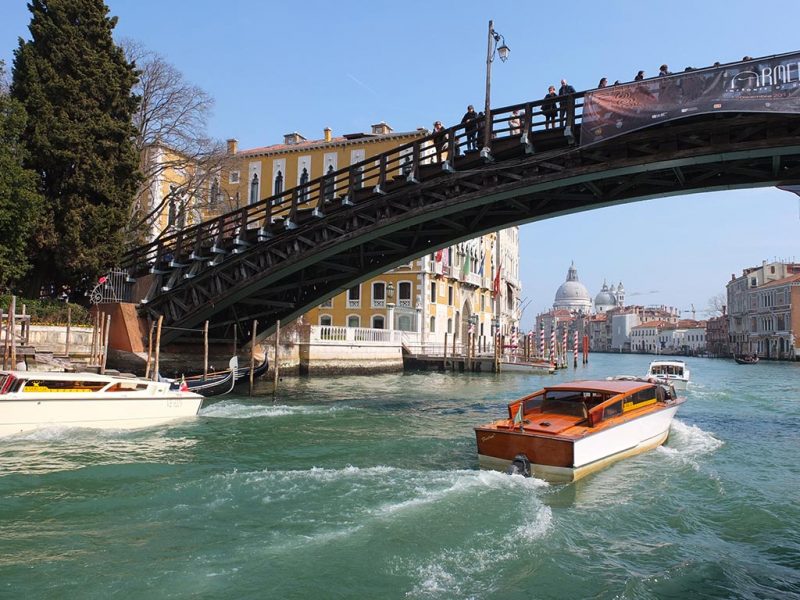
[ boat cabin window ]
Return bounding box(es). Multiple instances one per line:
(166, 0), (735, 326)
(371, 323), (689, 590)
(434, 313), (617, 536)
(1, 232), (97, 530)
(507, 393), (544, 419)
(541, 391), (590, 419)
(103, 382), (151, 392)
(624, 386), (657, 410)
(20, 379), (103, 393)
(602, 400), (623, 420)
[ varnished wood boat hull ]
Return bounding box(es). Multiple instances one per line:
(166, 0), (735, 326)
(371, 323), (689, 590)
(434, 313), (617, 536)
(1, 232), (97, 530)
(476, 404), (680, 483)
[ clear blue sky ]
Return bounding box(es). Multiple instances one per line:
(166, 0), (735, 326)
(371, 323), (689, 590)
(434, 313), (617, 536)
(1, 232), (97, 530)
(2, 0), (798, 327)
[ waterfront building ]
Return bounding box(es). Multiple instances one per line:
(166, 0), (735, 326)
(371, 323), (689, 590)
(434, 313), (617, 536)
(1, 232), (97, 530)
(630, 320), (672, 353)
(610, 310), (641, 352)
(657, 319), (707, 355)
(705, 309), (730, 357)
(727, 260), (800, 359)
(213, 121), (520, 346)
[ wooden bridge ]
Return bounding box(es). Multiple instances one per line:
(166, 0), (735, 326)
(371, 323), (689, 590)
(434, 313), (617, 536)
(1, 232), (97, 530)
(120, 51), (800, 345)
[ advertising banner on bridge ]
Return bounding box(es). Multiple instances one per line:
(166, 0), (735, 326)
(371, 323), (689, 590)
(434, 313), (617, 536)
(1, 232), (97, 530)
(580, 51), (800, 146)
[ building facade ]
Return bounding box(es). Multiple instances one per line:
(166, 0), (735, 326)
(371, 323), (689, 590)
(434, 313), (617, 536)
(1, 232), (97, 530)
(210, 121), (520, 345)
(727, 261), (800, 359)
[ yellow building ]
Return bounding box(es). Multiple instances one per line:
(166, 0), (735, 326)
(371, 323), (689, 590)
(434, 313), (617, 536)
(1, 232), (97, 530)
(136, 143), (227, 243)
(141, 121), (522, 345)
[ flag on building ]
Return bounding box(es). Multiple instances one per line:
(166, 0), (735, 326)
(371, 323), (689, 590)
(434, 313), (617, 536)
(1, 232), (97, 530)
(435, 248), (443, 262)
(493, 266), (502, 296)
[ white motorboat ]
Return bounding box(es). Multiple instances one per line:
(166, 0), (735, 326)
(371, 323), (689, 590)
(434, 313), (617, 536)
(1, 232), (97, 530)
(500, 355), (555, 374)
(646, 359), (690, 390)
(0, 370), (204, 436)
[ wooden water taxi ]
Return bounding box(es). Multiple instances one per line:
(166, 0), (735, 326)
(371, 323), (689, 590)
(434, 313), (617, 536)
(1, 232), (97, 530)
(475, 379), (685, 483)
(0, 370), (203, 436)
(646, 359), (690, 390)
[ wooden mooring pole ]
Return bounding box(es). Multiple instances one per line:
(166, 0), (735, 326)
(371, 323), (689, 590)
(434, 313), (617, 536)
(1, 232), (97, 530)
(65, 306), (72, 358)
(153, 315), (164, 381)
(101, 313), (111, 374)
(144, 320), (154, 380)
(249, 319), (258, 396)
(443, 333), (448, 371)
(272, 320), (280, 397)
(203, 321), (209, 381)
(9, 296), (16, 369)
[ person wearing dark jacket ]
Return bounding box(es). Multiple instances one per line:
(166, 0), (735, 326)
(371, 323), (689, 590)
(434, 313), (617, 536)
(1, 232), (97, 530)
(558, 79), (576, 127)
(461, 105), (479, 151)
(542, 85), (558, 129)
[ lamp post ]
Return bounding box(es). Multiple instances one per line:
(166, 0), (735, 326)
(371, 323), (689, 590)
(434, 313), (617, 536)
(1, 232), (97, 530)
(482, 19), (510, 160)
(386, 281), (395, 333)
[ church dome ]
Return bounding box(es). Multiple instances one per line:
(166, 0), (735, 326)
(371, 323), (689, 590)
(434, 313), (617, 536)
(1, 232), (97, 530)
(554, 262), (592, 313)
(594, 280), (616, 313)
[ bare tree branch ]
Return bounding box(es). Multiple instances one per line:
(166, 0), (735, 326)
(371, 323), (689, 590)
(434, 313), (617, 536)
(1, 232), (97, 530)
(122, 39), (238, 243)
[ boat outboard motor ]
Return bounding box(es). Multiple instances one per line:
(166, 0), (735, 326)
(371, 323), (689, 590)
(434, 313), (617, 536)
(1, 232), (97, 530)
(506, 453), (532, 477)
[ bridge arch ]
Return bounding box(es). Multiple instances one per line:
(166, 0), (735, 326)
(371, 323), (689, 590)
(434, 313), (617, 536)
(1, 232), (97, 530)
(124, 53), (800, 345)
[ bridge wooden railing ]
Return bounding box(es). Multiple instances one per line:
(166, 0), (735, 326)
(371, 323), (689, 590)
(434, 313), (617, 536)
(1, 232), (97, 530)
(122, 91), (588, 276)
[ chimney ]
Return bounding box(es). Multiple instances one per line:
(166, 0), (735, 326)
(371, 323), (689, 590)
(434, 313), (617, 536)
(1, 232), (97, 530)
(324, 127), (332, 142)
(371, 121), (393, 135)
(226, 138), (238, 155)
(283, 132), (307, 145)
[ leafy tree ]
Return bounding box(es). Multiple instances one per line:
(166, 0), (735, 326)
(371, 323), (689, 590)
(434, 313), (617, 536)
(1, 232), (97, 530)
(0, 60), (42, 289)
(11, 0), (140, 297)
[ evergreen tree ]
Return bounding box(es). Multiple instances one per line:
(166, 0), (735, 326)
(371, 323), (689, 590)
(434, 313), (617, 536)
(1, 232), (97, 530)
(11, 0), (140, 297)
(0, 60), (43, 289)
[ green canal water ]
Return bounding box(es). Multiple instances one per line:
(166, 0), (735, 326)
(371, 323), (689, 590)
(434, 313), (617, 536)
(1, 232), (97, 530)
(1, 354), (798, 599)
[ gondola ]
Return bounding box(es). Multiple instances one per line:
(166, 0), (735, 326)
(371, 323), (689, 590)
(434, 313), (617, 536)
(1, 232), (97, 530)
(168, 357), (238, 397)
(734, 354), (759, 364)
(234, 354), (269, 385)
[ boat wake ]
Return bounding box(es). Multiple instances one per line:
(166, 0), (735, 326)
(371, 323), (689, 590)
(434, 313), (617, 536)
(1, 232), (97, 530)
(0, 431), (197, 475)
(199, 401), (354, 419)
(657, 419), (724, 468)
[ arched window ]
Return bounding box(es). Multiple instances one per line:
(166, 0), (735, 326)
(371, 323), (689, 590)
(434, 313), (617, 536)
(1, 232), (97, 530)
(274, 171), (283, 196)
(299, 167), (309, 202)
(429, 316), (436, 333)
(347, 315), (360, 328)
(249, 173), (259, 205)
(320, 315), (332, 326)
(323, 165), (335, 200)
(372, 315), (385, 329)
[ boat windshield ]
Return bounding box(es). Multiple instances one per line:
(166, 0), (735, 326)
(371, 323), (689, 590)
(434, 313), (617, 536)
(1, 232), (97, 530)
(541, 391), (590, 419)
(650, 364), (683, 377)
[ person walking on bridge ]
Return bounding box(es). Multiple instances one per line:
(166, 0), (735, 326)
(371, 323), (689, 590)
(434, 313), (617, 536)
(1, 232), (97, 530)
(558, 79), (576, 128)
(461, 105), (479, 152)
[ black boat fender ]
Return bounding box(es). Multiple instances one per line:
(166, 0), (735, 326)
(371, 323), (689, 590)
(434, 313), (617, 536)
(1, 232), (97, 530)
(506, 453), (531, 477)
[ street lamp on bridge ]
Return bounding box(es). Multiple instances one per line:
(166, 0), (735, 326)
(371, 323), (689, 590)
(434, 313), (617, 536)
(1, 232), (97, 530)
(482, 19), (510, 161)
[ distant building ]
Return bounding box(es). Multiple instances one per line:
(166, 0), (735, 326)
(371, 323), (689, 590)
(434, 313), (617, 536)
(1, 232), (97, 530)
(594, 280), (624, 313)
(630, 320), (673, 353)
(705, 309), (730, 357)
(727, 260), (800, 359)
(553, 262), (592, 314)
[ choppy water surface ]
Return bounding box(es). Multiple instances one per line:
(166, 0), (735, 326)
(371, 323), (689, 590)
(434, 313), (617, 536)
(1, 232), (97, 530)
(1, 355), (798, 599)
